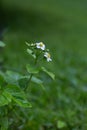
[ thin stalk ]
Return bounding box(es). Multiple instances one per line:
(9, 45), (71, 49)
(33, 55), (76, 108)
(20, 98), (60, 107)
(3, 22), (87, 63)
(24, 57), (38, 91)
(24, 74), (33, 91)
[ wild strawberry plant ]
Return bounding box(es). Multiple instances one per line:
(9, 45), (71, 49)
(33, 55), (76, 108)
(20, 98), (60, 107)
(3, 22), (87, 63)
(0, 41), (55, 130)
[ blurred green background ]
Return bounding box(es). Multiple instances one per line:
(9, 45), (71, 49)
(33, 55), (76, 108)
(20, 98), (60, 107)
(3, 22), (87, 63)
(2, 0), (87, 55)
(1, 0), (87, 129)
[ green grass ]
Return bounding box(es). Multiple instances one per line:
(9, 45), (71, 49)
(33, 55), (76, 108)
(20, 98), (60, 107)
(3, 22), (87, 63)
(1, 0), (87, 129)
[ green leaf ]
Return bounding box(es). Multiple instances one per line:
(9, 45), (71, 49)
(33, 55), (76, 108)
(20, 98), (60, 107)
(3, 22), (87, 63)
(5, 85), (32, 108)
(25, 41), (30, 47)
(18, 77), (29, 89)
(32, 76), (43, 84)
(0, 41), (5, 47)
(0, 84), (31, 108)
(26, 64), (39, 74)
(0, 70), (22, 86)
(27, 48), (36, 58)
(18, 75), (44, 89)
(57, 120), (67, 129)
(41, 67), (55, 80)
(0, 90), (12, 106)
(32, 77), (45, 90)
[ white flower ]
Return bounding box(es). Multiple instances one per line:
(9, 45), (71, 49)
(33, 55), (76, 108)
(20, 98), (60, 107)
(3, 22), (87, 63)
(36, 42), (45, 50)
(44, 52), (52, 62)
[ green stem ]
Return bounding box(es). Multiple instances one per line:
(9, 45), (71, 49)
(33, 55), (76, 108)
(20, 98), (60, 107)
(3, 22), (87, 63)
(24, 57), (38, 91)
(24, 74), (33, 91)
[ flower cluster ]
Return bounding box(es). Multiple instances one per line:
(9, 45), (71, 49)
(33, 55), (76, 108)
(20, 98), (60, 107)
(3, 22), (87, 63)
(26, 42), (52, 62)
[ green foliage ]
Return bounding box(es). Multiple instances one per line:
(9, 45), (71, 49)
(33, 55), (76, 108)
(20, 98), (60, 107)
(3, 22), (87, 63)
(0, 41), (54, 129)
(0, 71), (31, 108)
(5, 84), (31, 108)
(0, 89), (11, 106)
(26, 64), (39, 74)
(41, 67), (55, 80)
(0, 70), (22, 86)
(27, 48), (36, 59)
(57, 120), (67, 129)
(0, 117), (8, 130)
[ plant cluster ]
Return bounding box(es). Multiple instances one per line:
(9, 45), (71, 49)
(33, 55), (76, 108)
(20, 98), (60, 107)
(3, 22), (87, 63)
(0, 41), (55, 130)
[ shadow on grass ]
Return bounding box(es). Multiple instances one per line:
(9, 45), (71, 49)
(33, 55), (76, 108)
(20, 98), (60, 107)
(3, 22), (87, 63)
(1, 5), (67, 36)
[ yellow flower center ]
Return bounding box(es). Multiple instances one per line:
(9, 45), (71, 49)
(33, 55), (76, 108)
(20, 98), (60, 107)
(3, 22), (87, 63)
(47, 53), (51, 58)
(39, 43), (44, 47)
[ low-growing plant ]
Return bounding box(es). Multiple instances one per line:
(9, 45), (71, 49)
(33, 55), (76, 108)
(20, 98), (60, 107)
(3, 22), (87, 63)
(0, 41), (55, 130)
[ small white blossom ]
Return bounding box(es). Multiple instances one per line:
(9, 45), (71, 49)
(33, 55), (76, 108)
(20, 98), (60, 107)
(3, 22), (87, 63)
(36, 42), (45, 50)
(44, 52), (52, 62)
